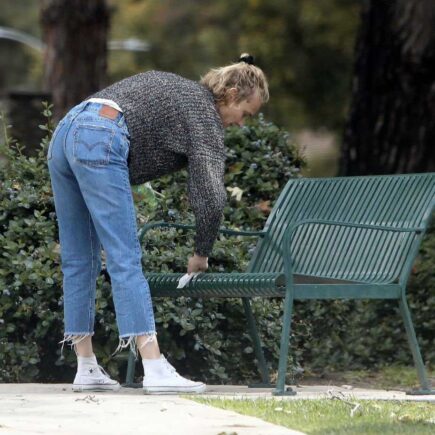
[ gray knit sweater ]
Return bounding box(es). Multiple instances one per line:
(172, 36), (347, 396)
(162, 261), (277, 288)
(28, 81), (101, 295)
(90, 71), (226, 257)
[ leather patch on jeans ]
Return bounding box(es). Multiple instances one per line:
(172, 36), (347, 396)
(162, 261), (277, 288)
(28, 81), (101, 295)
(99, 105), (119, 120)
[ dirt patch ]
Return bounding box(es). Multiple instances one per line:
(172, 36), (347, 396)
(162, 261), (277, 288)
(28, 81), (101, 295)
(295, 370), (435, 392)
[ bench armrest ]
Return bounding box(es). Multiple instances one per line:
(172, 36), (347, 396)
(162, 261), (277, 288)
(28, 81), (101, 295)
(138, 221), (266, 244)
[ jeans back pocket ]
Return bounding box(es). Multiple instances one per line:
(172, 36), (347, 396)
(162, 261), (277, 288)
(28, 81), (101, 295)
(73, 124), (114, 167)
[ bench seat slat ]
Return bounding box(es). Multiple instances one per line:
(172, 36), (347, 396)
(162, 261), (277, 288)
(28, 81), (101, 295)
(145, 272), (401, 299)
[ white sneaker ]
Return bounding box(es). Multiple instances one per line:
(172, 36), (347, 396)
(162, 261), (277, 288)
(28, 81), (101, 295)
(72, 354), (120, 392)
(142, 355), (206, 394)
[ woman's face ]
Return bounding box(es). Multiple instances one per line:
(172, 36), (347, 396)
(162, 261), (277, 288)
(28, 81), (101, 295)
(217, 89), (262, 128)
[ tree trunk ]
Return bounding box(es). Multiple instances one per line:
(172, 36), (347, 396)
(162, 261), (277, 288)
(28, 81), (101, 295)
(341, 0), (435, 175)
(40, 0), (110, 120)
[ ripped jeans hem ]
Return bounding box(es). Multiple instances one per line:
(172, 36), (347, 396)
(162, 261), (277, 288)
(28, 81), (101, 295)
(59, 332), (95, 359)
(114, 331), (157, 360)
(58, 331), (157, 361)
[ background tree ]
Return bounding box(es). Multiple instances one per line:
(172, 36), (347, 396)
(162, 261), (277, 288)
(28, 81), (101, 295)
(341, 0), (435, 175)
(40, 0), (111, 120)
(0, 0), (41, 92)
(2, 0), (360, 133)
(110, 0), (359, 131)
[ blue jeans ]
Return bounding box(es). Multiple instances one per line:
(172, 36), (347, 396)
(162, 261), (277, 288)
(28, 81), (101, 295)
(47, 101), (156, 359)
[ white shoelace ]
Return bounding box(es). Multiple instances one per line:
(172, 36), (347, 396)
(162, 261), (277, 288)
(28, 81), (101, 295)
(162, 359), (181, 378)
(87, 365), (113, 382)
(97, 365), (112, 378)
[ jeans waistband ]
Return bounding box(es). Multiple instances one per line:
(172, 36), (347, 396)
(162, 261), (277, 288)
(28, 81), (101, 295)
(65, 101), (126, 128)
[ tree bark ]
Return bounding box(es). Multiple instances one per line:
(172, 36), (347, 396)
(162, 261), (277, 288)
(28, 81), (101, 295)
(40, 0), (110, 120)
(341, 0), (435, 175)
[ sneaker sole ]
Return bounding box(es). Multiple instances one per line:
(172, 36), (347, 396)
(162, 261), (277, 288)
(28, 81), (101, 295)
(72, 383), (121, 393)
(143, 384), (206, 395)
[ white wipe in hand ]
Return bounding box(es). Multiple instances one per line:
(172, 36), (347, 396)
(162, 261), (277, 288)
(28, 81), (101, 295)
(177, 272), (201, 289)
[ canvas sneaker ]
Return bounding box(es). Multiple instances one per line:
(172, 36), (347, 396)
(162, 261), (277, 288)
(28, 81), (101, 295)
(142, 355), (206, 394)
(72, 355), (120, 392)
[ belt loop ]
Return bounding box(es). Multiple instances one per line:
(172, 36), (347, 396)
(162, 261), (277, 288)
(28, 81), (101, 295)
(117, 112), (124, 127)
(82, 101), (92, 113)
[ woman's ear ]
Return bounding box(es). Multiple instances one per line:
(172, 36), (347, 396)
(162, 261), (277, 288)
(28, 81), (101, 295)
(225, 87), (239, 104)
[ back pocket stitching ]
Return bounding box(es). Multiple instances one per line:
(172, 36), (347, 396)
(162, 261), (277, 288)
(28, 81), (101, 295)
(73, 124), (114, 167)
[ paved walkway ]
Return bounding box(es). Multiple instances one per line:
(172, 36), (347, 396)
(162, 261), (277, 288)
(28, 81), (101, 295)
(1, 384), (298, 435)
(1, 384), (433, 435)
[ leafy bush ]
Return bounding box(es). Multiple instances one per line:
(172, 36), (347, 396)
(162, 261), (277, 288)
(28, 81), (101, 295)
(0, 107), (305, 383)
(0, 105), (62, 381)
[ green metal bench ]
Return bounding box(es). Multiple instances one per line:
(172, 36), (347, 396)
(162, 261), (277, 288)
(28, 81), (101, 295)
(125, 173), (435, 395)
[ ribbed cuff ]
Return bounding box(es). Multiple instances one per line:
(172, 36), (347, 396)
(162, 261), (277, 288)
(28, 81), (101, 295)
(194, 249), (210, 258)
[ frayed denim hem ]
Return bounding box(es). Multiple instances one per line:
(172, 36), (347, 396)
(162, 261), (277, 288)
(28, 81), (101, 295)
(113, 331), (157, 360)
(59, 332), (95, 359)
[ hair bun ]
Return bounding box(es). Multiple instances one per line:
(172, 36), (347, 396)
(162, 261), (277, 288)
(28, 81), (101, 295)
(239, 53), (255, 65)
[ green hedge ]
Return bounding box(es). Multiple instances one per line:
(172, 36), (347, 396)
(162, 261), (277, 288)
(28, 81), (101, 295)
(0, 105), (433, 384)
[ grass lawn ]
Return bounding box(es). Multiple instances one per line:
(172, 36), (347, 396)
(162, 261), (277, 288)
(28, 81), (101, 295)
(191, 397), (435, 434)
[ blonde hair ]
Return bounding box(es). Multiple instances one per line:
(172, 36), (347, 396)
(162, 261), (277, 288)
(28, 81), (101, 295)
(200, 53), (269, 105)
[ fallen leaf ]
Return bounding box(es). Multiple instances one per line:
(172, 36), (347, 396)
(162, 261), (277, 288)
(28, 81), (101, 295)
(227, 186), (244, 201)
(255, 200), (272, 214)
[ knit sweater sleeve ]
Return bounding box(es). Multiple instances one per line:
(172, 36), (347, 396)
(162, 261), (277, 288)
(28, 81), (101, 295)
(186, 119), (227, 257)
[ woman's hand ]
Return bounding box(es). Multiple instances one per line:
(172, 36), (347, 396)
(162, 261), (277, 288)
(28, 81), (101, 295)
(187, 254), (208, 274)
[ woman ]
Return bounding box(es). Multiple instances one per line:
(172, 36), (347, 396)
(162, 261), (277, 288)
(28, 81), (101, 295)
(47, 54), (269, 394)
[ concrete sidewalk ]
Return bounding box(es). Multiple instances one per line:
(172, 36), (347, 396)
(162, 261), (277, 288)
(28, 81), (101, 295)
(1, 384), (433, 435)
(1, 384), (300, 435)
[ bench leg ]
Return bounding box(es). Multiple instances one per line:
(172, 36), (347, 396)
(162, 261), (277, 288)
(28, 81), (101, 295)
(122, 350), (142, 388)
(273, 288), (296, 396)
(242, 298), (271, 387)
(399, 295), (434, 395)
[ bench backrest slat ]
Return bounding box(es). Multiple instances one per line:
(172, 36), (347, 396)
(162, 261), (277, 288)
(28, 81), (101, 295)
(248, 173), (435, 284)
